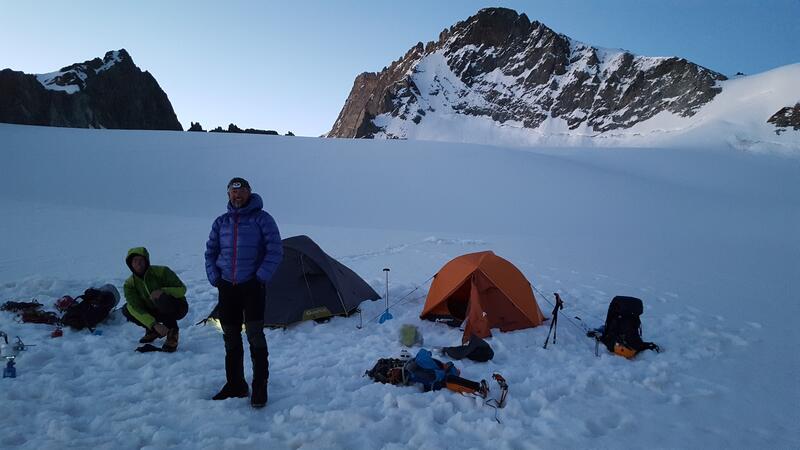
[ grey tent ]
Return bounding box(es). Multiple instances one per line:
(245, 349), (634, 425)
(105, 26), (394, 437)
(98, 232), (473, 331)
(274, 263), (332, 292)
(265, 235), (380, 325)
(209, 235), (381, 327)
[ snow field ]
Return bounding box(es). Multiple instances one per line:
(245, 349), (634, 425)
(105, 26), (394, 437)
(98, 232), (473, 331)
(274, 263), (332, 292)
(0, 124), (797, 449)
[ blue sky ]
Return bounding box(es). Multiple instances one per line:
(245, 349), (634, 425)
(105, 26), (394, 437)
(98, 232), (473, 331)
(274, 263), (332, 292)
(2, 0), (798, 136)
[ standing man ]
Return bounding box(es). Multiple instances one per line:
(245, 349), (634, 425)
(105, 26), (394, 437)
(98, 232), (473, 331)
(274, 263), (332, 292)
(122, 247), (188, 352)
(205, 177), (283, 408)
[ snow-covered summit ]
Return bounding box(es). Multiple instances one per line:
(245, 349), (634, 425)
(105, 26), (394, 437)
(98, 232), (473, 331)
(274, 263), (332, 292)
(328, 7), (799, 154)
(35, 49), (128, 94)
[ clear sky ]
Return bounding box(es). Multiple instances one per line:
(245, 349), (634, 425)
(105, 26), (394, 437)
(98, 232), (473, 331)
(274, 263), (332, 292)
(2, 0), (798, 136)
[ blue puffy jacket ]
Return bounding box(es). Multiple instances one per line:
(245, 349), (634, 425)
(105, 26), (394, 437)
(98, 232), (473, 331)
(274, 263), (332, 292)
(205, 193), (283, 286)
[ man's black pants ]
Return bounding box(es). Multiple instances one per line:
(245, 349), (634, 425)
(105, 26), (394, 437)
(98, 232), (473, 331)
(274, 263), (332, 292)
(218, 278), (269, 384)
(122, 294), (188, 330)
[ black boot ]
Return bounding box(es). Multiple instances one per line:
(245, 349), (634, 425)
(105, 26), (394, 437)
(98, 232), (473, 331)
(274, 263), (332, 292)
(213, 382), (249, 400)
(251, 380), (267, 408)
(162, 328), (179, 353)
(213, 348), (248, 400)
(250, 349), (269, 408)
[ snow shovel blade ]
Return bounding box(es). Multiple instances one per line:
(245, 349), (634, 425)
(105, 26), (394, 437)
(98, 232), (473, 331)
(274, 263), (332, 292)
(379, 310), (393, 324)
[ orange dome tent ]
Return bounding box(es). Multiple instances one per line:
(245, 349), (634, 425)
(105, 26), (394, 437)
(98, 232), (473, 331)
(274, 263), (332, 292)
(420, 251), (545, 342)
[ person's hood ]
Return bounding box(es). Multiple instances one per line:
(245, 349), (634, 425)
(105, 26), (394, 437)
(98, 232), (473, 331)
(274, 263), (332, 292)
(228, 192), (264, 214)
(125, 247), (151, 274)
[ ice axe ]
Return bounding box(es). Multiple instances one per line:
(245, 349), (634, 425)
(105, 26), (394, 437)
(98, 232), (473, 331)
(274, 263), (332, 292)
(379, 268), (393, 324)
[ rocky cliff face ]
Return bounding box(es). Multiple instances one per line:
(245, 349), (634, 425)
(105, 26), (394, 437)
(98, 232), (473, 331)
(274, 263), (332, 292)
(328, 8), (726, 139)
(768, 103), (800, 133)
(0, 49), (182, 130)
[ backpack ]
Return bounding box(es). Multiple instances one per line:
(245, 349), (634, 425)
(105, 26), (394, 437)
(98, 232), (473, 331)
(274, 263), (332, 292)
(61, 286), (119, 331)
(365, 357), (407, 385)
(403, 349), (460, 391)
(365, 351), (500, 405)
(443, 334), (494, 362)
(366, 349), (459, 391)
(595, 296), (659, 358)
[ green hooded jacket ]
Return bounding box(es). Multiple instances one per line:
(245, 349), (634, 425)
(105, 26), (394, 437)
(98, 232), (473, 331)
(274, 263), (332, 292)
(123, 247), (187, 328)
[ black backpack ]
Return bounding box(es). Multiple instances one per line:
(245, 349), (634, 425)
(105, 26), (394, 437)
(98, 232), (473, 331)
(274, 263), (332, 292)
(61, 288), (118, 331)
(365, 358), (407, 385)
(596, 296), (659, 357)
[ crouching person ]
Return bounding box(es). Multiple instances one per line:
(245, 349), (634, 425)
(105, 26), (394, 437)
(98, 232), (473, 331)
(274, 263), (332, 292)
(122, 247), (188, 352)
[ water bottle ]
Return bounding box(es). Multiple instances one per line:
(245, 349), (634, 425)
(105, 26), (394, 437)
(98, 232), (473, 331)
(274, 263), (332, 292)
(3, 358), (16, 378)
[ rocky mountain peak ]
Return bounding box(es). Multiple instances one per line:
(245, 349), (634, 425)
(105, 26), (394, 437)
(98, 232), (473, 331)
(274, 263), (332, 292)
(0, 49), (182, 130)
(448, 7), (533, 48)
(328, 8), (727, 140)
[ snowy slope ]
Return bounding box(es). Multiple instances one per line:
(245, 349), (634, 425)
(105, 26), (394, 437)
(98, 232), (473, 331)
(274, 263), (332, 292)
(0, 124), (798, 449)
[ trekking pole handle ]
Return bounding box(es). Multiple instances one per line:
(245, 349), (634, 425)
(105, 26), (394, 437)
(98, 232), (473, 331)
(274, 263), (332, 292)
(553, 293), (564, 310)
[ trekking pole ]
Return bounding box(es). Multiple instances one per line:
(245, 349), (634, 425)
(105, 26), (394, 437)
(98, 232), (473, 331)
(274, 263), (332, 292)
(379, 268), (393, 324)
(543, 293), (564, 349)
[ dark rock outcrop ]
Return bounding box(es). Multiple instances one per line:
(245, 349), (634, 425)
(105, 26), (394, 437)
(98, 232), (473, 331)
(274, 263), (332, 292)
(208, 123), (279, 135)
(328, 7), (726, 138)
(0, 49), (182, 130)
(768, 103), (800, 133)
(188, 122), (205, 132)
